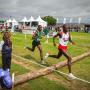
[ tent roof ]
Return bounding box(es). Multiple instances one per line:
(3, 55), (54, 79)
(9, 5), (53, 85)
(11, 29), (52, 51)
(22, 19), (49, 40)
(12, 18), (17, 23)
(21, 17), (28, 22)
(36, 16), (46, 22)
(28, 16), (35, 22)
(7, 19), (12, 22)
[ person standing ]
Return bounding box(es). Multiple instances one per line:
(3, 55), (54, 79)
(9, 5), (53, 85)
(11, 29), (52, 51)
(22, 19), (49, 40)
(1, 31), (12, 70)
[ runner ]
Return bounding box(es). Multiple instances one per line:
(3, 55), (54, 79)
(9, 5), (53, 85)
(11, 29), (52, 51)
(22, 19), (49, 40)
(43, 27), (49, 43)
(45, 24), (76, 79)
(25, 25), (44, 64)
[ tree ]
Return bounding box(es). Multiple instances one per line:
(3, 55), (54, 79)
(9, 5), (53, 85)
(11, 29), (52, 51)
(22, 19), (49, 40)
(42, 16), (56, 26)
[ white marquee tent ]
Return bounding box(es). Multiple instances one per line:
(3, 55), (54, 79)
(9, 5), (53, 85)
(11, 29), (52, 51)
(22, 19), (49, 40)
(6, 18), (18, 26)
(7, 19), (12, 23)
(11, 18), (19, 32)
(5, 19), (12, 27)
(28, 16), (35, 22)
(21, 16), (47, 27)
(12, 18), (18, 26)
(21, 16), (28, 22)
(36, 16), (47, 27)
(4, 18), (19, 32)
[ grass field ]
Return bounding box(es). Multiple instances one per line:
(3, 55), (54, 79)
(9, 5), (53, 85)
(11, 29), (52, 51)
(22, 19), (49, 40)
(0, 32), (90, 90)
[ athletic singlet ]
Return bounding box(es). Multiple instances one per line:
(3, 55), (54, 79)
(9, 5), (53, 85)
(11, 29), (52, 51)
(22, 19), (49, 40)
(59, 32), (69, 46)
(33, 30), (42, 42)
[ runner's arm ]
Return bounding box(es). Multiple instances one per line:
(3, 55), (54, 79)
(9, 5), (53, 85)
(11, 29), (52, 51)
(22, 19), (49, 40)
(53, 32), (61, 46)
(32, 32), (37, 39)
(69, 32), (75, 45)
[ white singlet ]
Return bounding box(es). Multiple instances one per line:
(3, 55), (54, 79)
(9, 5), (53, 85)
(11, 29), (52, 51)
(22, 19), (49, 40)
(59, 32), (69, 46)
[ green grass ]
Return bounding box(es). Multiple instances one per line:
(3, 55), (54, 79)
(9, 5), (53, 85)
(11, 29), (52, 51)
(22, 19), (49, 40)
(0, 32), (90, 90)
(57, 56), (90, 90)
(14, 77), (68, 90)
(11, 62), (29, 75)
(12, 32), (90, 65)
(29, 77), (68, 90)
(13, 56), (90, 90)
(0, 55), (29, 75)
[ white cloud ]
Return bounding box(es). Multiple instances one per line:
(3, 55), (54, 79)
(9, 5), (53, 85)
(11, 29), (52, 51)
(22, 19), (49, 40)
(0, 0), (90, 19)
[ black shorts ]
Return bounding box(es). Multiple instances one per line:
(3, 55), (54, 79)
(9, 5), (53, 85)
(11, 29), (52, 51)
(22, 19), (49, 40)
(32, 40), (41, 47)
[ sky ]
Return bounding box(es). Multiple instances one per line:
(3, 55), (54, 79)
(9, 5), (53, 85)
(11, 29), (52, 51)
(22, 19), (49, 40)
(0, 0), (90, 21)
